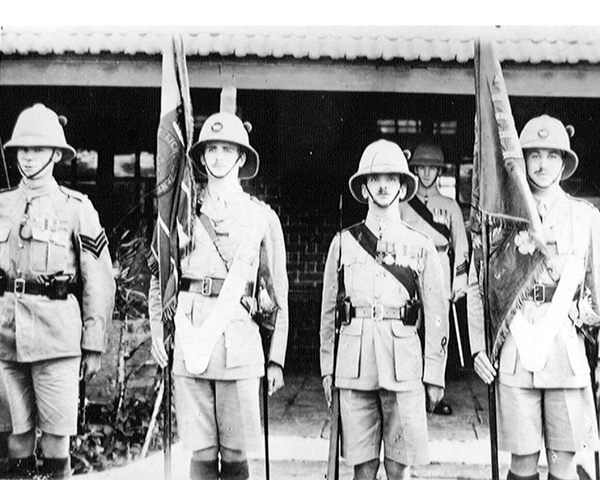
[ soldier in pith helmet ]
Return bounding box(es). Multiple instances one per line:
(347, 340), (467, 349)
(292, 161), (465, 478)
(469, 115), (600, 480)
(399, 142), (470, 416)
(148, 111), (288, 480)
(0, 104), (115, 478)
(320, 139), (449, 480)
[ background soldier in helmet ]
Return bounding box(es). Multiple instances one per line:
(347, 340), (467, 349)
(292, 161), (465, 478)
(0, 104), (115, 478)
(399, 143), (469, 416)
(320, 139), (449, 480)
(148, 112), (289, 480)
(468, 115), (600, 480)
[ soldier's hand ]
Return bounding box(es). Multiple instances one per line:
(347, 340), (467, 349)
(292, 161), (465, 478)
(425, 384), (444, 413)
(266, 363), (284, 395)
(322, 374), (333, 408)
(151, 338), (169, 369)
(81, 352), (102, 381)
(473, 351), (497, 384)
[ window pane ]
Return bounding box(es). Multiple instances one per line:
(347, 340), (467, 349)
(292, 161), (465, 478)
(115, 154), (136, 178)
(140, 152), (155, 177)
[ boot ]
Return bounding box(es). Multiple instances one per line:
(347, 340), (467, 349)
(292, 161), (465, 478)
(507, 471), (540, 480)
(220, 460), (249, 480)
(189, 459), (219, 480)
(353, 459), (379, 480)
(5, 455), (38, 478)
(38, 457), (71, 479)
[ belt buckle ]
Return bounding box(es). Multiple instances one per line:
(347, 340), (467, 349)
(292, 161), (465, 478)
(14, 278), (25, 296)
(200, 277), (212, 296)
(532, 284), (545, 305)
(371, 304), (383, 321)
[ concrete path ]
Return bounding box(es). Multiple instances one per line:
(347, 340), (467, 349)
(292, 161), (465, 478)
(78, 371), (596, 479)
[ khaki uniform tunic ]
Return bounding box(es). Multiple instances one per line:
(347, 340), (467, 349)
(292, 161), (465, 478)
(320, 210), (449, 391)
(468, 191), (600, 389)
(399, 190), (469, 301)
(149, 185), (288, 380)
(0, 180), (115, 362)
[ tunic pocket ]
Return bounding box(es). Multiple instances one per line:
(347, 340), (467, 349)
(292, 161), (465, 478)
(0, 224), (12, 269)
(336, 318), (363, 379)
(48, 228), (70, 271)
(344, 249), (369, 296)
(392, 322), (422, 382)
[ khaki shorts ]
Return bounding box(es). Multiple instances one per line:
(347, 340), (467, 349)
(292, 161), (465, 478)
(0, 357), (80, 436)
(498, 383), (599, 454)
(0, 371), (11, 432)
(340, 386), (429, 466)
(174, 375), (261, 453)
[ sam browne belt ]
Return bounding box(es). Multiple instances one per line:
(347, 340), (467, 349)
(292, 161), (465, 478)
(180, 277), (253, 297)
(352, 299), (420, 326)
(527, 283), (580, 304)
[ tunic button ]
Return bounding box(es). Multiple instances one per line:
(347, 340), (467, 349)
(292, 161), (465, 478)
(18, 243), (24, 249)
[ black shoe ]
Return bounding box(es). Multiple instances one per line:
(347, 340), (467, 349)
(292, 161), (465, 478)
(433, 400), (453, 416)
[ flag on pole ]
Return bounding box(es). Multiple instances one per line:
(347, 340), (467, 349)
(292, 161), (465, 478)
(470, 38), (546, 363)
(150, 33), (195, 326)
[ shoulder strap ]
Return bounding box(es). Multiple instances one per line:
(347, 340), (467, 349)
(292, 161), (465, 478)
(408, 196), (451, 242)
(348, 222), (418, 298)
(198, 213), (232, 270)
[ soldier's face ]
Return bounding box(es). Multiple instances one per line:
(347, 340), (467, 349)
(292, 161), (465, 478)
(202, 141), (246, 179)
(362, 174), (404, 207)
(415, 166), (439, 188)
(525, 148), (564, 190)
(17, 147), (58, 181)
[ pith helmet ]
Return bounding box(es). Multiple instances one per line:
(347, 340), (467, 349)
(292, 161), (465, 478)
(4, 104), (76, 161)
(189, 112), (259, 179)
(409, 143), (445, 168)
(519, 114), (578, 180)
(349, 139), (418, 204)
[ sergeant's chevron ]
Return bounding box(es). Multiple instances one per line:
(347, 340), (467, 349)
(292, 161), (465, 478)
(79, 230), (108, 259)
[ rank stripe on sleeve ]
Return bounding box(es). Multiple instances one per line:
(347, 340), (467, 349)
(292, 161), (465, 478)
(79, 230), (109, 259)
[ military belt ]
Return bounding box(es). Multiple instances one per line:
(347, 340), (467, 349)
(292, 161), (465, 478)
(436, 244), (449, 253)
(527, 283), (580, 305)
(3, 278), (76, 299)
(352, 304), (417, 325)
(180, 277), (253, 297)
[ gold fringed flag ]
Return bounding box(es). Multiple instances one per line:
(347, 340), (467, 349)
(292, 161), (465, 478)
(149, 34), (195, 328)
(470, 38), (546, 363)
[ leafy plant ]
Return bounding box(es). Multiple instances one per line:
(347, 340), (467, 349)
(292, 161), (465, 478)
(70, 225), (176, 474)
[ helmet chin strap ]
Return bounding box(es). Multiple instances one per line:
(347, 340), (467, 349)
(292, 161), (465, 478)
(203, 154), (244, 179)
(365, 184), (401, 208)
(18, 149), (56, 180)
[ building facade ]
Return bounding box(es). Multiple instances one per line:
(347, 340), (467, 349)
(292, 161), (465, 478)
(2, 25), (600, 372)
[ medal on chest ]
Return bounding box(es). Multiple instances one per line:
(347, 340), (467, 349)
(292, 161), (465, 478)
(376, 239), (395, 265)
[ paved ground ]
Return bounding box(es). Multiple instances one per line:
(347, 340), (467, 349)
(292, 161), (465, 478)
(80, 369), (596, 479)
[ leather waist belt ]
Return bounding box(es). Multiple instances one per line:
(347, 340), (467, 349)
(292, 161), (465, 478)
(526, 283), (580, 304)
(4, 278), (76, 299)
(180, 277), (253, 297)
(436, 244), (449, 253)
(352, 304), (417, 325)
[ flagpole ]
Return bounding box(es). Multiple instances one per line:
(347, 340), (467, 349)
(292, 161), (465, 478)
(163, 326), (173, 480)
(474, 37), (499, 480)
(481, 217), (500, 480)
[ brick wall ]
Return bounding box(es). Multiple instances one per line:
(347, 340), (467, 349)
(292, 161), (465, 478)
(247, 176), (340, 374)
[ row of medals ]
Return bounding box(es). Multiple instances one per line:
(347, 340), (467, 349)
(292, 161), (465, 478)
(376, 239), (424, 272)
